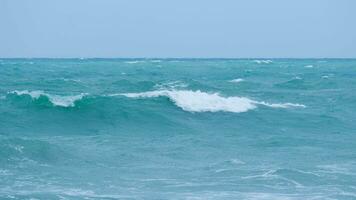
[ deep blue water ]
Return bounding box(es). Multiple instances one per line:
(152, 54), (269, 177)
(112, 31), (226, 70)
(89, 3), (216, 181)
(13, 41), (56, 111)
(0, 58), (356, 199)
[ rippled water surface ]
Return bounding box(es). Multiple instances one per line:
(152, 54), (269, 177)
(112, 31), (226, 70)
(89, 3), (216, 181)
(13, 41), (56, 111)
(0, 59), (356, 199)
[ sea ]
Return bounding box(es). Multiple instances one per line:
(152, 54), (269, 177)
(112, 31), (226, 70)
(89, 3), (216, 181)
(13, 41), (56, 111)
(0, 58), (355, 200)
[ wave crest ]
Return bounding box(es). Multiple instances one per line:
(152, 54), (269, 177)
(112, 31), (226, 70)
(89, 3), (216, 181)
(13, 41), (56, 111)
(8, 90), (87, 107)
(229, 78), (244, 83)
(115, 90), (305, 113)
(253, 60), (273, 64)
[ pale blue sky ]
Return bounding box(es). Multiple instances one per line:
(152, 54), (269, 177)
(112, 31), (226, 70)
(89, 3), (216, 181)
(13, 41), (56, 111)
(1, 0), (355, 58)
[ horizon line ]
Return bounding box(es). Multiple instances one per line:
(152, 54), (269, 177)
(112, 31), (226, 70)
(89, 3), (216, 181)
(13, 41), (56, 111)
(1, 57), (356, 60)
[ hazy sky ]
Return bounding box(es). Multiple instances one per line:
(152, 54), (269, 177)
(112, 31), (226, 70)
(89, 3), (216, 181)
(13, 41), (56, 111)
(1, 0), (355, 58)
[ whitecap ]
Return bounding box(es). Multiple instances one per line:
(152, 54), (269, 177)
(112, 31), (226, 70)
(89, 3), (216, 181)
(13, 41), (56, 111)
(118, 90), (256, 113)
(114, 90), (306, 113)
(62, 78), (82, 83)
(8, 90), (87, 107)
(253, 60), (273, 64)
(304, 65), (314, 68)
(229, 78), (244, 83)
(154, 81), (188, 90)
(124, 60), (143, 64)
(9, 90), (44, 99)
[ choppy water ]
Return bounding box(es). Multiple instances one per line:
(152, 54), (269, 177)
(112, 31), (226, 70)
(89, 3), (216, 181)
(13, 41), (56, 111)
(0, 58), (356, 200)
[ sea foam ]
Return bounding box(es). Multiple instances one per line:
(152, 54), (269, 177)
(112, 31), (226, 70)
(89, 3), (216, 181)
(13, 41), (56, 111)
(115, 90), (305, 113)
(124, 60), (143, 64)
(8, 90), (86, 107)
(253, 60), (273, 64)
(229, 78), (244, 83)
(154, 81), (188, 90)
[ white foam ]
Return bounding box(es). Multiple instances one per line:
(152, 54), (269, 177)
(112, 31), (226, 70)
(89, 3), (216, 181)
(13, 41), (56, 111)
(62, 78), (82, 83)
(116, 90), (305, 113)
(154, 81), (188, 90)
(124, 60), (143, 64)
(9, 90), (44, 99)
(317, 164), (355, 175)
(242, 170), (276, 179)
(257, 102), (306, 108)
(253, 60), (273, 64)
(229, 78), (244, 83)
(8, 90), (87, 107)
(304, 65), (314, 68)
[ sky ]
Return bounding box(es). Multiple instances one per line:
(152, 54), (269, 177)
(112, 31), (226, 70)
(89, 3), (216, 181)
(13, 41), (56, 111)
(0, 0), (355, 58)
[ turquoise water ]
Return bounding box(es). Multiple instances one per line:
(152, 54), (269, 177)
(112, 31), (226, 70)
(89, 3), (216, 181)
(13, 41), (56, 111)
(0, 59), (356, 199)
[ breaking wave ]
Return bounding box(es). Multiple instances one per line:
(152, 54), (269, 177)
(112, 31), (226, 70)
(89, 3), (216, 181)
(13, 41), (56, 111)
(7, 90), (87, 107)
(6, 89), (306, 112)
(113, 90), (306, 113)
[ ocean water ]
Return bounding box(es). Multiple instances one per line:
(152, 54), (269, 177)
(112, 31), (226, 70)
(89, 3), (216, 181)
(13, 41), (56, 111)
(0, 58), (356, 200)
